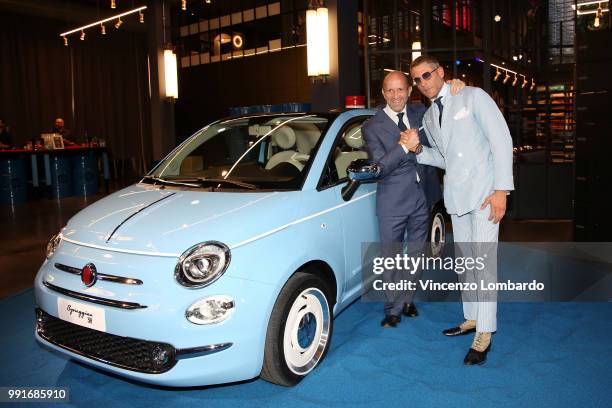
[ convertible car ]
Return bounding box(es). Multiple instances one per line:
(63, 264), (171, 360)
(34, 110), (446, 387)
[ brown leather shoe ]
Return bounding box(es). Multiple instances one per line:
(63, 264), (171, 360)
(442, 319), (476, 337)
(464, 332), (492, 365)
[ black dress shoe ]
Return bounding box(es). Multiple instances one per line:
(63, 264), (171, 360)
(463, 343), (491, 365)
(442, 325), (476, 337)
(380, 315), (401, 328)
(402, 303), (418, 317)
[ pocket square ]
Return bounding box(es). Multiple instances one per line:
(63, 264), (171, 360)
(453, 107), (470, 120)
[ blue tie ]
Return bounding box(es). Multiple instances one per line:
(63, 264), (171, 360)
(396, 112), (407, 131)
(434, 97), (444, 127)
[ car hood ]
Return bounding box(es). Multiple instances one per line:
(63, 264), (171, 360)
(62, 183), (301, 256)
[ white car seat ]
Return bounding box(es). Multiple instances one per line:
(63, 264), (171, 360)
(265, 126), (305, 171)
(334, 126), (368, 179)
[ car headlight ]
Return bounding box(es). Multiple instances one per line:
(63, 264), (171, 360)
(46, 234), (62, 259)
(175, 241), (231, 288)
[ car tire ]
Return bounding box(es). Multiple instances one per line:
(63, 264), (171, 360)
(429, 205), (446, 256)
(260, 271), (333, 386)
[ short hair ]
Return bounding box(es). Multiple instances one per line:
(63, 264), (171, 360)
(410, 55), (440, 70)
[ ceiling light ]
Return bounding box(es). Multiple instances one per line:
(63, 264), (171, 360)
(101, 23), (106, 35)
(503, 71), (511, 84)
(111, 0), (116, 9)
(63, 36), (68, 46)
(494, 14), (501, 22)
(182, 0), (187, 10)
(80, 30), (86, 41)
(139, 10), (144, 23)
(115, 17), (123, 29)
(494, 68), (501, 81)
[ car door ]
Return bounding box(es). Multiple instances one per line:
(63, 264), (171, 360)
(317, 117), (379, 305)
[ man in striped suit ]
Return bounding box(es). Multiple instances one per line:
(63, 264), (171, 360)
(402, 55), (514, 365)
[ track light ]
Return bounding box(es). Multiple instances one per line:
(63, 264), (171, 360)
(522, 76), (528, 88)
(494, 68), (501, 81)
(60, 6), (146, 44)
(139, 10), (144, 23)
(181, 0), (187, 10)
(512, 74), (518, 86)
(205, 0), (211, 3)
(111, 0), (116, 9)
(503, 71), (511, 84)
(530, 79), (536, 91)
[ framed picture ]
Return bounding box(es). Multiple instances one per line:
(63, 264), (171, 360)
(52, 135), (64, 150)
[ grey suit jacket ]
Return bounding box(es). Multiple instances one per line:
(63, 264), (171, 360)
(417, 86), (514, 216)
(362, 104), (442, 216)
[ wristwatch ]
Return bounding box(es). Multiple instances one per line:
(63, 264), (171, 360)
(414, 143), (423, 154)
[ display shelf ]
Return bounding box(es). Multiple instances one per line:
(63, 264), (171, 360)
(520, 83), (575, 164)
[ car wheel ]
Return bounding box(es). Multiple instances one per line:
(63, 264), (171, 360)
(430, 205), (446, 256)
(260, 271), (333, 386)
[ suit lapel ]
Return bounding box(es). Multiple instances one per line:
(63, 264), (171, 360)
(424, 107), (443, 152)
(375, 109), (401, 140)
(406, 106), (420, 130)
(441, 94), (455, 152)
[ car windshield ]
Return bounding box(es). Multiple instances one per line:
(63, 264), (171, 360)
(145, 114), (332, 191)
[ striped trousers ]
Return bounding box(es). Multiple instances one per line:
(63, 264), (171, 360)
(451, 204), (499, 333)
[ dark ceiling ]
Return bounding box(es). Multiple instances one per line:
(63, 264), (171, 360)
(0, 0), (148, 32)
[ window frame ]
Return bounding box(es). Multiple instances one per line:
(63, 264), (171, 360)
(316, 115), (372, 192)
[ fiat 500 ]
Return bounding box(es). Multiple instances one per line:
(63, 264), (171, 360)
(34, 110), (445, 387)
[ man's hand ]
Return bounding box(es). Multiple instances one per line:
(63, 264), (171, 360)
(446, 79), (466, 95)
(480, 190), (507, 223)
(399, 129), (421, 152)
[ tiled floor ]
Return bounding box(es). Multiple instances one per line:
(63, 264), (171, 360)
(0, 187), (574, 299)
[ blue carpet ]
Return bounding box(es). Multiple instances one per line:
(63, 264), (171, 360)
(1, 289), (610, 408)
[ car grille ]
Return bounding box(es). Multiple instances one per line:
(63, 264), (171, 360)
(36, 309), (177, 374)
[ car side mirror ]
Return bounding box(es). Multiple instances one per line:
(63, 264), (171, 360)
(341, 159), (380, 201)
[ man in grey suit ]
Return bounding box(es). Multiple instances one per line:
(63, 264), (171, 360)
(362, 71), (462, 328)
(402, 55), (514, 365)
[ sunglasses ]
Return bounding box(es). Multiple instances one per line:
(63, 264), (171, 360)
(412, 65), (440, 85)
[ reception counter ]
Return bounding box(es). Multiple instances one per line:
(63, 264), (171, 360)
(0, 147), (110, 204)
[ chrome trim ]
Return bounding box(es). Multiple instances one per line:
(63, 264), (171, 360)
(54, 263), (143, 285)
(174, 241), (231, 289)
(42, 281), (147, 309)
(175, 342), (233, 359)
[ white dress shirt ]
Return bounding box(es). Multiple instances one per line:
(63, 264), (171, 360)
(383, 104), (411, 130)
(431, 82), (451, 124)
(383, 104), (419, 182)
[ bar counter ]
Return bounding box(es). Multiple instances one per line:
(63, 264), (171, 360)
(0, 146), (110, 204)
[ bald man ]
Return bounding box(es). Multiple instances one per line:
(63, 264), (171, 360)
(53, 118), (75, 145)
(362, 71), (463, 327)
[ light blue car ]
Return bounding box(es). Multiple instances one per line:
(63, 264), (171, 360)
(34, 110), (446, 387)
